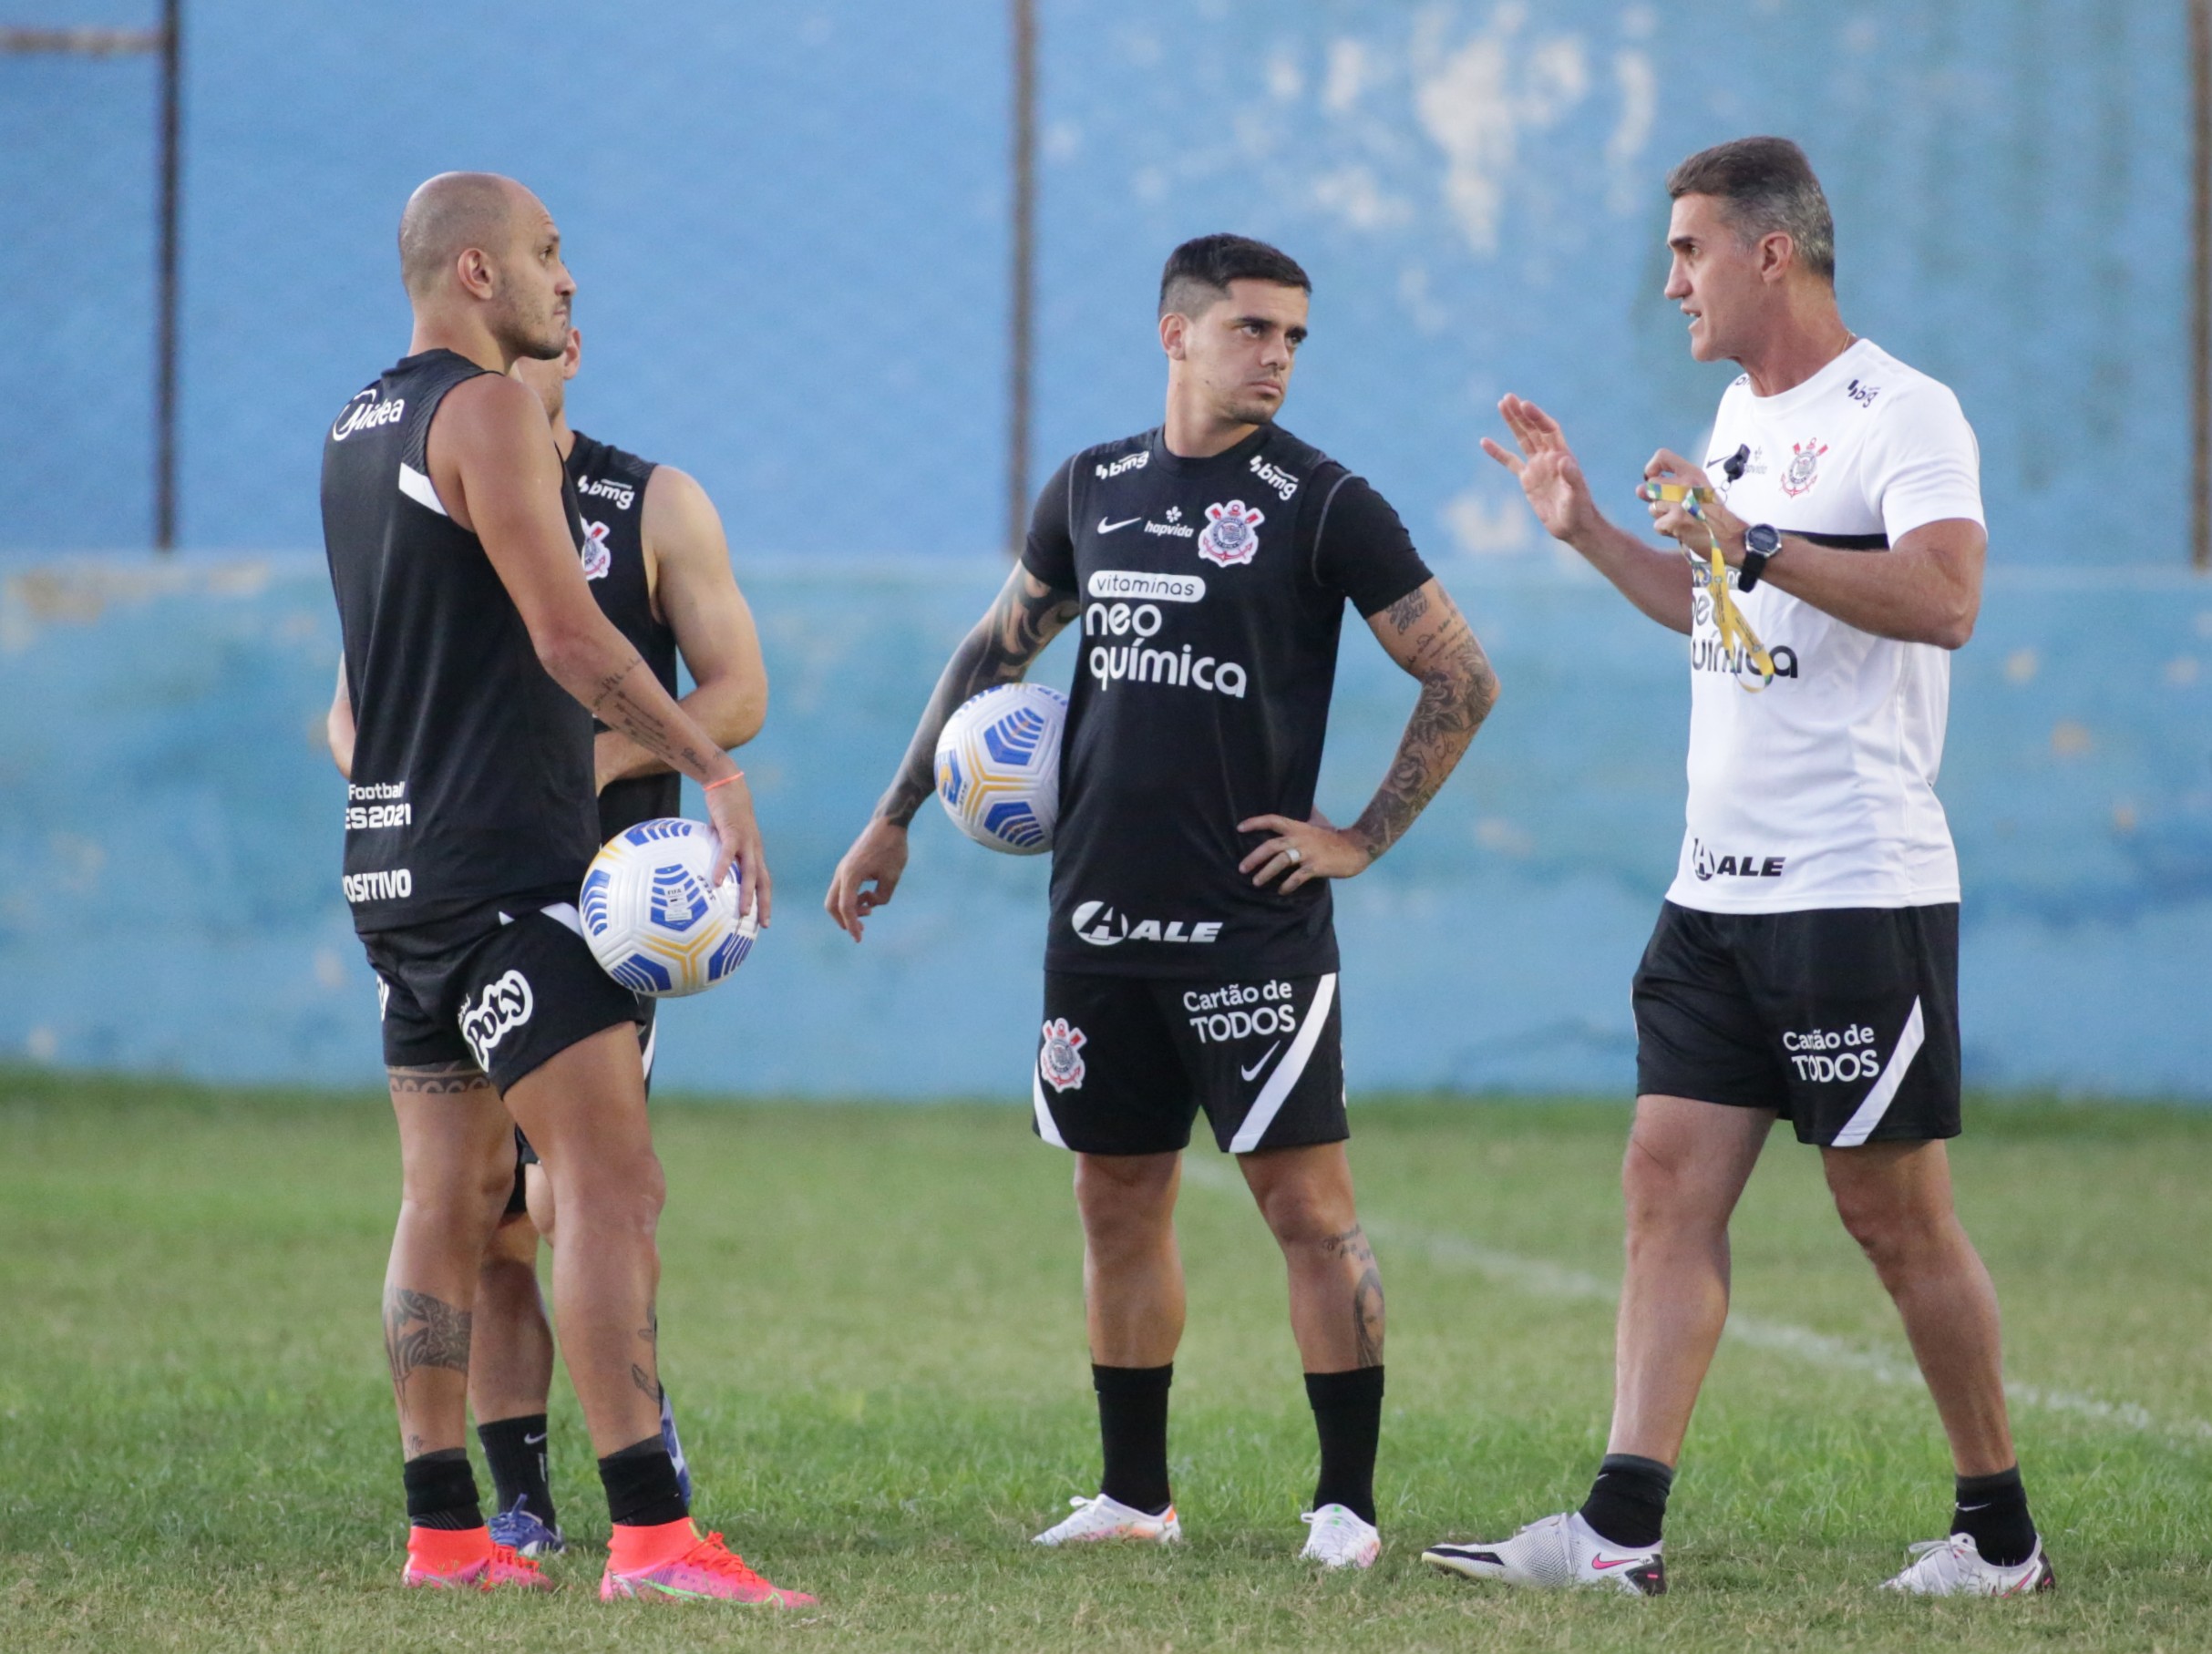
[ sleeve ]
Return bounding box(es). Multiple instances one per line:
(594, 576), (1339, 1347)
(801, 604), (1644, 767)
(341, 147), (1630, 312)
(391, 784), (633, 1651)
(1311, 474), (1434, 617)
(1867, 382), (1985, 541)
(1017, 457), (1079, 593)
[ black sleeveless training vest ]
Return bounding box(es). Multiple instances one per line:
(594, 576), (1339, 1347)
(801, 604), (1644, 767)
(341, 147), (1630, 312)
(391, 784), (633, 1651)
(567, 429), (679, 837)
(321, 348), (598, 932)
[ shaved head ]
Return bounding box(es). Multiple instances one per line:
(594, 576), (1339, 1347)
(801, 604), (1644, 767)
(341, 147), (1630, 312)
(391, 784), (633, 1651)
(399, 171), (529, 300)
(396, 171), (574, 365)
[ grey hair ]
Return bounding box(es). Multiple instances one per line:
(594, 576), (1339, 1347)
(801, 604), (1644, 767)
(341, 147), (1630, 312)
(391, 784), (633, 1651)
(1665, 136), (1835, 283)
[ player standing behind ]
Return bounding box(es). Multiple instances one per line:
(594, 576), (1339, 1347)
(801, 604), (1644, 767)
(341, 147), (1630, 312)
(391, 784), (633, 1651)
(471, 325), (767, 1558)
(321, 171), (807, 1604)
(1421, 138), (2051, 1597)
(828, 234), (1500, 1569)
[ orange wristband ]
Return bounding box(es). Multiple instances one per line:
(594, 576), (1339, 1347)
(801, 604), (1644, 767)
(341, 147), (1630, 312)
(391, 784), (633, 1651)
(704, 770), (746, 794)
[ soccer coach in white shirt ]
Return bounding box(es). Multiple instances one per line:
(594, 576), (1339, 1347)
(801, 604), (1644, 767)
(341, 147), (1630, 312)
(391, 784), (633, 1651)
(1421, 138), (2053, 1598)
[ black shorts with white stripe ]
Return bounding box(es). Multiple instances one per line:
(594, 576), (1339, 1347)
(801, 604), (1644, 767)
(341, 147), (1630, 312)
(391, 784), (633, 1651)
(1032, 970), (1347, 1156)
(1632, 900), (1961, 1146)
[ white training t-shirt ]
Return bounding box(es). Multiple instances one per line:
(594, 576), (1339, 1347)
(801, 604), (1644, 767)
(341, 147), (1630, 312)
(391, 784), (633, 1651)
(1667, 337), (1983, 914)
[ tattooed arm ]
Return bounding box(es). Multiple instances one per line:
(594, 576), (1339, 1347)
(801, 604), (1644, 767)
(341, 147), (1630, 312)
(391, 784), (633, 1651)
(1240, 578), (1499, 892)
(824, 562), (1079, 940)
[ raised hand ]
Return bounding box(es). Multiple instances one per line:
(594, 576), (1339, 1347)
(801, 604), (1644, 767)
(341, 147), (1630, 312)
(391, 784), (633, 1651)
(1481, 394), (1600, 545)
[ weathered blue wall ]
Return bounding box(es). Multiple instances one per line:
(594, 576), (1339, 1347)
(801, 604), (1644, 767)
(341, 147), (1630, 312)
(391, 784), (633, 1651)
(0, 1), (2193, 570)
(3, 552), (2206, 1098)
(1, 2), (2206, 1095)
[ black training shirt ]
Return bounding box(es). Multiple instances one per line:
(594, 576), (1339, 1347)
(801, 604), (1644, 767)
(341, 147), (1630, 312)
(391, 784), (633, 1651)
(1021, 423), (1431, 980)
(321, 349), (598, 932)
(567, 430), (679, 839)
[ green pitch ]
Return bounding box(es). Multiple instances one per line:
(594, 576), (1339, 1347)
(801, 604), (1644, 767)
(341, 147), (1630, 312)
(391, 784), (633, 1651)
(3, 1071), (2208, 1651)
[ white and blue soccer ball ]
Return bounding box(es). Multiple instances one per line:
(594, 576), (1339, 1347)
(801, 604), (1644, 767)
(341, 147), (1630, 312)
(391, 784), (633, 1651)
(934, 682), (1066, 855)
(579, 817), (756, 997)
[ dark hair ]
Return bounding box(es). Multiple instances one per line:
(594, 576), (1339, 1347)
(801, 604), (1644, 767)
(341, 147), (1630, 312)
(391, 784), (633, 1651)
(1157, 233), (1311, 318)
(1665, 137), (1835, 283)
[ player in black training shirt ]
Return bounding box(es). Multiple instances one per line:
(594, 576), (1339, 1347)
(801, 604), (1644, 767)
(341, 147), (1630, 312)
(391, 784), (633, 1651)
(320, 172), (805, 1603)
(828, 235), (1500, 1568)
(329, 321), (770, 1556)
(484, 324), (766, 1554)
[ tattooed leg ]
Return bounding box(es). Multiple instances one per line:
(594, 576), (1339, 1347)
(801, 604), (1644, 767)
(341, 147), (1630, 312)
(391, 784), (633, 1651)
(385, 1060), (513, 1457)
(501, 1022), (669, 1458)
(1240, 1143), (1385, 1371)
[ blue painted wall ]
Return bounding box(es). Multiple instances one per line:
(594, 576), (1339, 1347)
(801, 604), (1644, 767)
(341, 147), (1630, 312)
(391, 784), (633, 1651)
(0, 1), (2194, 570)
(3, 552), (2206, 1097)
(1, 3), (2206, 1096)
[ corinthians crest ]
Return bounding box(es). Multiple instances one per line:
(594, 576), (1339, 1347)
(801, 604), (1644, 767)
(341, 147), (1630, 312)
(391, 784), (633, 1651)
(1039, 1017), (1087, 1092)
(581, 519), (612, 580)
(1780, 439), (1827, 498)
(1198, 498), (1264, 568)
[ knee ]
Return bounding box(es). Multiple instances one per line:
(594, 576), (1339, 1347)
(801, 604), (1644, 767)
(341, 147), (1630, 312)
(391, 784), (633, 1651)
(1254, 1181), (1349, 1255)
(1831, 1184), (1942, 1271)
(1620, 1140), (1728, 1256)
(554, 1147), (665, 1235)
(1074, 1156), (1176, 1252)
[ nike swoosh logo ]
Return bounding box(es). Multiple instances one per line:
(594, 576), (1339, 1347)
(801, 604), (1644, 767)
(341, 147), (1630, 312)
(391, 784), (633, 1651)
(1589, 1556), (1643, 1569)
(1097, 515), (1141, 533)
(523, 1433), (547, 1446)
(1240, 1042), (1281, 1082)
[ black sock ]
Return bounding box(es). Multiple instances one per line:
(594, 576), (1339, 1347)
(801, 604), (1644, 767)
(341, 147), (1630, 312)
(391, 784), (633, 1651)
(1093, 1363), (1172, 1515)
(1952, 1465), (2036, 1567)
(1304, 1367), (1384, 1526)
(402, 1446), (483, 1531)
(598, 1434), (689, 1528)
(477, 1413), (556, 1528)
(1579, 1454), (1673, 1548)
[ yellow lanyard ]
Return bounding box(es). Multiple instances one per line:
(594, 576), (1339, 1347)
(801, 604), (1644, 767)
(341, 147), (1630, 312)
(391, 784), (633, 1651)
(1635, 480), (1775, 692)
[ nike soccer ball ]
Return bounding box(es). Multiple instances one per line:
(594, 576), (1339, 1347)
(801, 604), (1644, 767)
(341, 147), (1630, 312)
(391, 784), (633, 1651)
(579, 818), (756, 997)
(934, 682), (1066, 855)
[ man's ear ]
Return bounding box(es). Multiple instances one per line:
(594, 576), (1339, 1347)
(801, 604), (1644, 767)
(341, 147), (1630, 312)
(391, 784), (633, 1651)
(1159, 311), (1188, 361)
(454, 246), (499, 301)
(1758, 231), (1795, 284)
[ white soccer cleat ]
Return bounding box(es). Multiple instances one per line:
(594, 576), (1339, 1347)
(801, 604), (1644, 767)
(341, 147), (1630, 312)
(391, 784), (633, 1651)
(1422, 1510), (1665, 1597)
(1032, 1493), (1183, 1546)
(1881, 1533), (2055, 1596)
(1299, 1504), (1381, 1570)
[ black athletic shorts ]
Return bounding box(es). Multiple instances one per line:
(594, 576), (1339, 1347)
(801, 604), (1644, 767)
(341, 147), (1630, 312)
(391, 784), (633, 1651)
(363, 893), (643, 1098)
(1632, 900), (1961, 1147)
(1033, 970), (1346, 1156)
(506, 1004), (658, 1216)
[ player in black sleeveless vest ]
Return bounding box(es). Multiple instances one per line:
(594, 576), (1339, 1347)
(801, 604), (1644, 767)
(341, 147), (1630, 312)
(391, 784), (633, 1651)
(458, 324), (768, 1556)
(320, 172), (800, 1604)
(828, 236), (1499, 1568)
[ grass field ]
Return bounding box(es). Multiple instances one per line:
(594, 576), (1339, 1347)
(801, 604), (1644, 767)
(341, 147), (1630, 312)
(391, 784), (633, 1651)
(3, 1071), (2211, 1651)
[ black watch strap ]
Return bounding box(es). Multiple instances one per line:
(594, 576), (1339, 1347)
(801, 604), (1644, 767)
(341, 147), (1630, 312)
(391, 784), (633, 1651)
(1738, 524), (1782, 591)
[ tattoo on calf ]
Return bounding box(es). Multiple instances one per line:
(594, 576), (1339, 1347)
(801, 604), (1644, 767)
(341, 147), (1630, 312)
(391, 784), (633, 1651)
(1322, 1224), (1385, 1366)
(385, 1288), (472, 1400)
(1352, 1267), (1385, 1367)
(631, 1362), (659, 1402)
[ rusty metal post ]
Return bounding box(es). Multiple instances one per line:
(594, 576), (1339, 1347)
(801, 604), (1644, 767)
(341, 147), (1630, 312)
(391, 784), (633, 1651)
(1007, 0), (1036, 558)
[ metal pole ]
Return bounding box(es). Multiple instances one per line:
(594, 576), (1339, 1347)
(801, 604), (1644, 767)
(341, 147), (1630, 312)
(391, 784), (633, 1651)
(1006, 0), (1036, 558)
(155, 0), (180, 550)
(2192, 0), (2209, 570)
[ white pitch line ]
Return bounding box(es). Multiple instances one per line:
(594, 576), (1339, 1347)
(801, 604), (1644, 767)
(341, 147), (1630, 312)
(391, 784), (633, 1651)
(1177, 1157), (2212, 1444)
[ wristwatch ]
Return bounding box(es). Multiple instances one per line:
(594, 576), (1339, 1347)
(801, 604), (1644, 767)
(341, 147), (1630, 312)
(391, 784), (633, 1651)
(1738, 522), (1783, 591)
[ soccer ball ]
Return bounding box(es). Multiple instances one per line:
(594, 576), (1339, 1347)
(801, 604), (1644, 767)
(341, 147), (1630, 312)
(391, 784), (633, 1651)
(934, 682), (1066, 855)
(579, 818), (756, 997)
